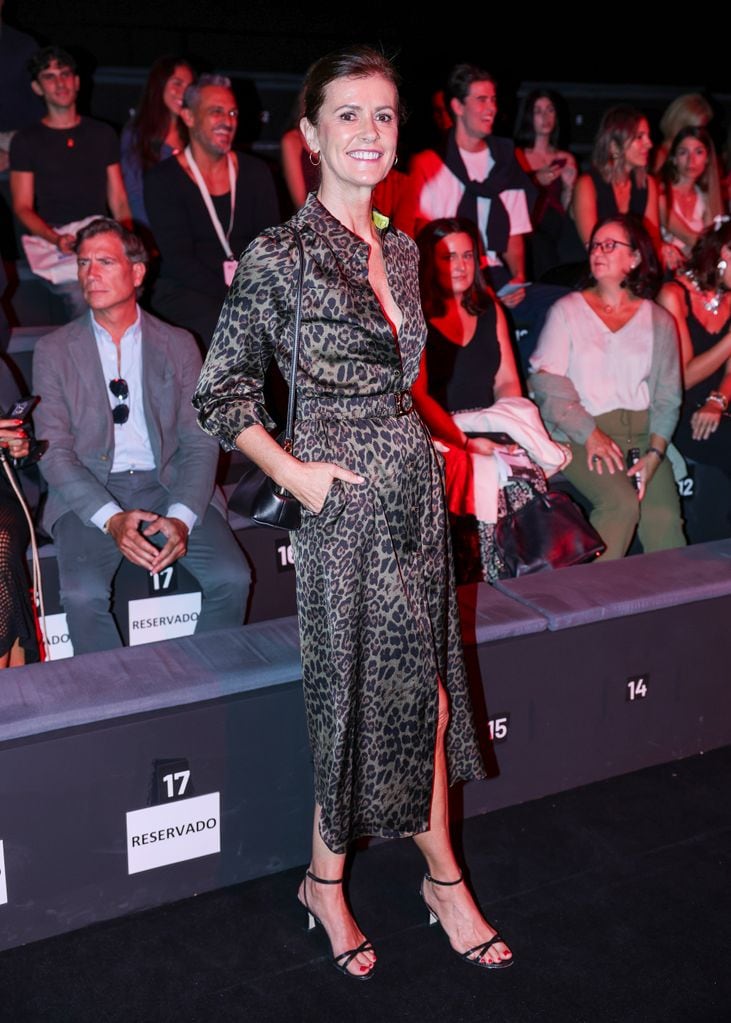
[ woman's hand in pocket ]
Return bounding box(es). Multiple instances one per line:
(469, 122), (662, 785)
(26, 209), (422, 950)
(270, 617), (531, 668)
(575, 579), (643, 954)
(281, 460), (365, 514)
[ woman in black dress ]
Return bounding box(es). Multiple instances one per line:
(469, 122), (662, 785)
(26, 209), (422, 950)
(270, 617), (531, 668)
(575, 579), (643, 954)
(194, 48), (512, 977)
(0, 414), (38, 668)
(414, 217), (568, 582)
(658, 219), (731, 473)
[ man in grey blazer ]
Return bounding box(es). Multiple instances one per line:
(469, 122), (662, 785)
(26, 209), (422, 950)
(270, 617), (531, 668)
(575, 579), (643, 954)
(33, 217), (250, 654)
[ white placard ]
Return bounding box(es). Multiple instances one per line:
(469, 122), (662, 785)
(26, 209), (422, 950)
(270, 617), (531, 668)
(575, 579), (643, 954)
(39, 613), (74, 660)
(126, 792), (220, 875)
(128, 592), (202, 646)
(0, 840), (7, 905)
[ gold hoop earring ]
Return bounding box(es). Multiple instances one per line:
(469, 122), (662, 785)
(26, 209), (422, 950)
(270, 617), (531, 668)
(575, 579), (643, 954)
(309, 151), (321, 167)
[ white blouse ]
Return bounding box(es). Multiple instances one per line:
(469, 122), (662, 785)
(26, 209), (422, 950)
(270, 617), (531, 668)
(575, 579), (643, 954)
(530, 292), (654, 415)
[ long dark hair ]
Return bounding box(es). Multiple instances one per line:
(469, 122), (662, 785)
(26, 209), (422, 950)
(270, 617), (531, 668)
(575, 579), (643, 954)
(517, 89), (562, 149)
(661, 125), (712, 191)
(586, 215), (661, 299)
(686, 218), (731, 291)
(130, 55), (195, 171)
(417, 218), (494, 318)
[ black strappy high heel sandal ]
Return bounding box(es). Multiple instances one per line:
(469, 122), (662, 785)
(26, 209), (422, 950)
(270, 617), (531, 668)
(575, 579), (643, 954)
(300, 870), (376, 980)
(420, 872), (514, 970)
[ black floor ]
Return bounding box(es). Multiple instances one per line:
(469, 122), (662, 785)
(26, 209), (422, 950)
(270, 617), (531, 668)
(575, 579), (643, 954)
(2, 747), (731, 1023)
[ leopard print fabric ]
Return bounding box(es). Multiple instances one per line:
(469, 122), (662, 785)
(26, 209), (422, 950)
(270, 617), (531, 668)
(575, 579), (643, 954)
(194, 194), (486, 853)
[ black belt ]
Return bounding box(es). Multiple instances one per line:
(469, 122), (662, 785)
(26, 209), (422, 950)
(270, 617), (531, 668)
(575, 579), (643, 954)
(296, 390), (414, 421)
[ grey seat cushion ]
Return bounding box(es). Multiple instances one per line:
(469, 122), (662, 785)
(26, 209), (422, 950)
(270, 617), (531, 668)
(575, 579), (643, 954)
(493, 540), (731, 631)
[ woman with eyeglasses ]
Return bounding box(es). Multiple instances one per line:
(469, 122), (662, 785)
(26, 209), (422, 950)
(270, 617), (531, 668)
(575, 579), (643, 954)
(530, 215), (686, 559)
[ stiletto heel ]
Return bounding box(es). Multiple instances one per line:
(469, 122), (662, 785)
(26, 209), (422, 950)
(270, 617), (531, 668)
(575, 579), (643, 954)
(419, 872), (514, 970)
(300, 870), (375, 980)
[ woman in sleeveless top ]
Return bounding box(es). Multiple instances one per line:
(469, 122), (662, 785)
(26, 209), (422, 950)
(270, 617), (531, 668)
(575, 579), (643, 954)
(658, 219), (731, 472)
(659, 127), (721, 268)
(573, 107), (663, 259)
(413, 217), (569, 582)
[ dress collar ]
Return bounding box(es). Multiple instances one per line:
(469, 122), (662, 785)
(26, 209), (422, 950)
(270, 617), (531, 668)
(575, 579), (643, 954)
(293, 192), (395, 275)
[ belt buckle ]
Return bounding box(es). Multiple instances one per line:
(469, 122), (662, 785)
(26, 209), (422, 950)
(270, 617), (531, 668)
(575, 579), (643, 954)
(394, 390), (413, 416)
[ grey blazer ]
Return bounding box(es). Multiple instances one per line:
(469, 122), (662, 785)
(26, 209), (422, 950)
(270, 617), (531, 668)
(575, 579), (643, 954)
(33, 309), (225, 533)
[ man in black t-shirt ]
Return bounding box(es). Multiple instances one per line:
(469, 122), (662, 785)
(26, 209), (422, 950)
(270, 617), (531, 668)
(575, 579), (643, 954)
(9, 46), (131, 318)
(144, 74), (279, 348)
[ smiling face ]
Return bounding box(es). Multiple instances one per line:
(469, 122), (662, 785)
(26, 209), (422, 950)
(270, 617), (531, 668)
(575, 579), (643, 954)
(452, 80), (497, 145)
(300, 73), (398, 198)
(163, 64), (194, 118)
(77, 232), (145, 316)
(674, 138), (709, 185)
(533, 96), (556, 139)
(183, 85), (238, 157)
(434, 232), (476, 298)
(623, 118), (652, 170)
(589, 222), (639, 284)
(31, 59), (79, 112)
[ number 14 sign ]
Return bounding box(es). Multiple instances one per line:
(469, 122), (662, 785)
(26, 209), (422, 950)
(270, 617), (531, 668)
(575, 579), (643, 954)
(626, 675), (649, 701)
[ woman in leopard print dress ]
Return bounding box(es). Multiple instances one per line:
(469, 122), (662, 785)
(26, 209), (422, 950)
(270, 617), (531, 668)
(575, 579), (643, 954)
(193, 47), (512, 977)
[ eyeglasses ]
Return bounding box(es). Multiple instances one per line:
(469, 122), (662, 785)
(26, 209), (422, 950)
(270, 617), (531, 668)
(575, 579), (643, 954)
(589, 239), (634, 254)
(109, 378), (129, 425)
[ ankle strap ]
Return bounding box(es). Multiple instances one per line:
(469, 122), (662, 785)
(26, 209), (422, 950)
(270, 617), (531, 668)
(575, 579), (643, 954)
(306, 869), (343, 886)
(424, 872), (464, 886)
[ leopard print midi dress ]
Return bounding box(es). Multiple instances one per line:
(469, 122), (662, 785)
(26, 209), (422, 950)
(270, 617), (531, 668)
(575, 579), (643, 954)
(194, 194), (486, 853)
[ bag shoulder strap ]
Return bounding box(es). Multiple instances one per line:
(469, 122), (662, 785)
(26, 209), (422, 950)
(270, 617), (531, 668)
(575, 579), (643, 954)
(283, 227), (305, 450)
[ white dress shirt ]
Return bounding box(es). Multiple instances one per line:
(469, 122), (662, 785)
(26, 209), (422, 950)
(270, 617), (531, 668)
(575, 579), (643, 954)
(88, 307), (196, 533)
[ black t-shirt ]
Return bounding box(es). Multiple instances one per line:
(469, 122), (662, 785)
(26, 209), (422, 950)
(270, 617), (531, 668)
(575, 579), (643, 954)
(144, 153), (280, 301)
(9, 117), (120, 226)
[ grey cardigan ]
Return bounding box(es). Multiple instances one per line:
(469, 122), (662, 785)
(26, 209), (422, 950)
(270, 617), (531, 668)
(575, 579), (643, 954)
(529, 297), (681, 444)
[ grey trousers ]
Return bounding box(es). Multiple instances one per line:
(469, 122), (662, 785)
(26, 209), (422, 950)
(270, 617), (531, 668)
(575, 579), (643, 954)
(53, 471), (250, 654)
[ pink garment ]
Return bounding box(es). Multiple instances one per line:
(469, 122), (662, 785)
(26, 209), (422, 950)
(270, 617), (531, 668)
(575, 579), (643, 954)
(433, 396), (571, 523)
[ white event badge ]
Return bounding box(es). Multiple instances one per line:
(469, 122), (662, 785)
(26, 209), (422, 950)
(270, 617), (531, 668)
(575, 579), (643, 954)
(223, 259), (238, 286)
(184, 145), (238, 287)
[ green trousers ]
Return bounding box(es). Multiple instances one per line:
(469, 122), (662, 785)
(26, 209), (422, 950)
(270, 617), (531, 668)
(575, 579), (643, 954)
(562, 409), (686, 560)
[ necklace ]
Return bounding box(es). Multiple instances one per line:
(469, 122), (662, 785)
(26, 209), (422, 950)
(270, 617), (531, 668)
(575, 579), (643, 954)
(683, 269), (728, 315)
(592, 289), (626, 315)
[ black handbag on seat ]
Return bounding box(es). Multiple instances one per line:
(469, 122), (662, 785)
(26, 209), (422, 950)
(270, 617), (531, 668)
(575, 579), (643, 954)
(495, 490), (605, 578)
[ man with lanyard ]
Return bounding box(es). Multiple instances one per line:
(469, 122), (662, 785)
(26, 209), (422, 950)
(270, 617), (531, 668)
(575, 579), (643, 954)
(33, 217), (250, 654)
(145, 73), (279, 349)
(400, 64), (565, 371)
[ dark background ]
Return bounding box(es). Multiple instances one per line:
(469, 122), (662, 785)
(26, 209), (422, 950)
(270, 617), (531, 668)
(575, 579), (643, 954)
(4, 1), (721, 88)
(6, 1), (725, 141)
